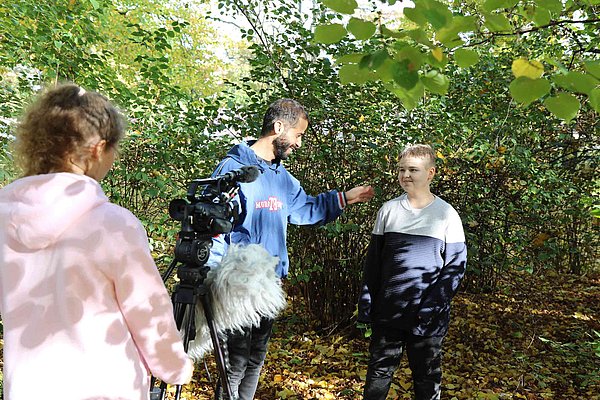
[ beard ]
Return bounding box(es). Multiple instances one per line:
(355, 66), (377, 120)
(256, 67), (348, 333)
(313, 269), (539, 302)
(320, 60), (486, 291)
(273, 136), (293, 160)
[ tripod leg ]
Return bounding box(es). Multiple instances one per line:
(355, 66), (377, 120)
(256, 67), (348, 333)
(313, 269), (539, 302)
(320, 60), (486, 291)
(198, 292), (235, 400)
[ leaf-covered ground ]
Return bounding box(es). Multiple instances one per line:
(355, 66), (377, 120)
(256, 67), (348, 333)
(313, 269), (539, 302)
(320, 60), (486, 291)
(178, 271), (599, 400)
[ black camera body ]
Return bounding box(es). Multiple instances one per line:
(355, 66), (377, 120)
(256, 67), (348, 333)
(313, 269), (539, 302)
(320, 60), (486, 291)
(168, 165), (259, 269)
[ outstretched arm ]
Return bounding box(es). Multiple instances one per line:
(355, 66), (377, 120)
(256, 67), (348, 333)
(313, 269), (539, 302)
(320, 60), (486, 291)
(344, 185), (375, 205)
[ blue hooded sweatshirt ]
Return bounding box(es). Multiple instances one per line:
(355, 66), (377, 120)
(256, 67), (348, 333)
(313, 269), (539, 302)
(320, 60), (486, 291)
(208, 141), (346, 278)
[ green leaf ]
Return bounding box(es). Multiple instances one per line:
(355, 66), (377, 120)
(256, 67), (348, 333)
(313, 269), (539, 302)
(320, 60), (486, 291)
(421, 70), (449, 94)
(381, 25), (408, 39)
(339, 64), (372, 84)
(407, 28), (434, 47)
(532, 8), (551, 26)
(322, 0), (358, 14)
(482, 0), (518, 12)
(373, 58), (399, 82)
(584, 60), (600, 79)
(90, 0), (100, 10)
(454, 48), (480, 68)
(543, 93), (580, 122)
(436, 15), (476, 48)
(552, 72), (600, 95)
(534, 0), (563, 14)
(392, 59), (419, 89)
(509, 77), (551, 106)
(484, 13), (513, 32)
(404, 0), (453, 30)
(384, 80), (425, 110)
(336, 53), (365, 64)
(404, 5), (428, 27)
(393, 43), (424, 70)
(314, 24), (347, 44)
(589, 88), (600, 113)
(347, 18), (376, 40)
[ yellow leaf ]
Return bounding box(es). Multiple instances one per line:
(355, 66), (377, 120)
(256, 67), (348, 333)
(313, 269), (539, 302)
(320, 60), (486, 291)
(532, 232), (551, 247)
(436, 150), (445, 159)
(432, 47), (444, 62)
(274, 374), (283, 382)
(512, 58), (544, 79)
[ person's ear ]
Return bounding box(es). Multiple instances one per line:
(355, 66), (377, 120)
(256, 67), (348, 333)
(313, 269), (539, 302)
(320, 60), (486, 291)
(273, 120), (285, 136)
(428, 166), (436, 181)
(91, 140), (108, 160)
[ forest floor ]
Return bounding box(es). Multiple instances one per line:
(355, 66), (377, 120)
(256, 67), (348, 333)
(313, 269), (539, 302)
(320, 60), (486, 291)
(182, 270), (599, 400)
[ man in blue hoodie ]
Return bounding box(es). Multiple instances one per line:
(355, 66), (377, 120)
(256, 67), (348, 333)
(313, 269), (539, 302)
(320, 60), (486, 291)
(210, 98), (374, 399)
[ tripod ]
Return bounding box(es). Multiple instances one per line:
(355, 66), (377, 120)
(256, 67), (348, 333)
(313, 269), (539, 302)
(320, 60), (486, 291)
(151, 258), (235, 400)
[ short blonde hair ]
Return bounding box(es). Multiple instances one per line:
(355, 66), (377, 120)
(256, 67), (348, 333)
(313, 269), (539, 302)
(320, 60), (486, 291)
(14, 83), (125, 176)
(399, 144), (436, 167)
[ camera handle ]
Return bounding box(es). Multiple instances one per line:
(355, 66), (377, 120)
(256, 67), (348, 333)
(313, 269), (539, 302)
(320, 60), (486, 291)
(151, 259), (235, 400)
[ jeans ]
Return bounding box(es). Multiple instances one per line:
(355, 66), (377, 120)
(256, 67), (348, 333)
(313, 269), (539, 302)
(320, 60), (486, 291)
(363, 326), (444, 400)
(223, 317), (274, 400)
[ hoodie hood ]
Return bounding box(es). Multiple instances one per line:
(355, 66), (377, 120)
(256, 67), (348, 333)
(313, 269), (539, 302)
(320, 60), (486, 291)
(0, 173), (108, 250)
(224, 140), (283, 174)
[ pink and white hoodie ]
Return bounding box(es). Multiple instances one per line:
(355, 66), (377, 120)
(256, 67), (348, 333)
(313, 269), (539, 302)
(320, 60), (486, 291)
(0, 173), (193, 400)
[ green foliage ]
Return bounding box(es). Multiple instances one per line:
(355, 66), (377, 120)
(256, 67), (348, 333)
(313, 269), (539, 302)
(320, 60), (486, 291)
(0, 0), (232, 269)
(208, 0), (599, 327)
(317, 0), (600, 121)
(0, 0), (597, 331)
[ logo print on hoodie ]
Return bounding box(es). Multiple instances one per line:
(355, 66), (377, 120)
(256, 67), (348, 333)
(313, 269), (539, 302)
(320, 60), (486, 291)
(255, 197), (283, 211)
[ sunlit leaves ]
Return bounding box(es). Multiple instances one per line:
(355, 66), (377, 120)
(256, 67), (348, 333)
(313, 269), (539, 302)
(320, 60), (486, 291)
(532, 8), (551, 26)
(543, 93), (580, 122)
(483, 12), (513, 32)
(384, 80), (425, 109)
(590, 88), (600, 113)
(322, 0), (357, 14)
(454, 48), (480, 68)
(584, 60), (600, 78)
(346, 18), (376, 40)
(509, 77), (551, 105)
(392, 58), (419, 89)
(534, 0), (563, 14)
(435, 15), (477, 48)
(403, 0), (453, 30)
(511, 58), (544, 79)
(314, 23), (346, 44)
(392, 42), (425, 70)
(552, 72), (600, 95)
(339, 64), (373, 84)
(421, 70), (449, 94)
(481, 0), (519, 12)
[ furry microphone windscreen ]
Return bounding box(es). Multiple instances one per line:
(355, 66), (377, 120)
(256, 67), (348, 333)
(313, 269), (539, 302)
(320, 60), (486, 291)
(187, 244), (287, 360)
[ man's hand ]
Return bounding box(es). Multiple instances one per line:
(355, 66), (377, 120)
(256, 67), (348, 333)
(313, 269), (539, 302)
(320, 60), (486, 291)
(345, 185), (375, 205)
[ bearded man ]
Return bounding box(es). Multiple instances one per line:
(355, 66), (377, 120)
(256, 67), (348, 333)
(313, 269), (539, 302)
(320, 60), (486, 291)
(208, 98), (374, 399)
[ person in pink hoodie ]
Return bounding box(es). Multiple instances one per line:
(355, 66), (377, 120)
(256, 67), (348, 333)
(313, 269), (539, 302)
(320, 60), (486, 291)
(0, 84), (194, 400)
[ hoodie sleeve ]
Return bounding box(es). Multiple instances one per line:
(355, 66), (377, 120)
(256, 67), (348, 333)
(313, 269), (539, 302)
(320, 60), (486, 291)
(287, 173), (344, 226)
(104, 206), (193, 384)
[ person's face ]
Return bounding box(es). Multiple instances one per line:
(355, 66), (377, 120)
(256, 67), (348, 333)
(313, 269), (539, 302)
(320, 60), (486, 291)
(88, 141), (117, 181)
(98, 144), (117, 180)
(398, 156), (435, 193)
(272, 117), (308, 160)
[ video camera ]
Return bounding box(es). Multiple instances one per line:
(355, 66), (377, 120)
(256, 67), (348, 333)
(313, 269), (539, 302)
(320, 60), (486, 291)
(153, 165), (260, 400)
(168, 165), (260, 269)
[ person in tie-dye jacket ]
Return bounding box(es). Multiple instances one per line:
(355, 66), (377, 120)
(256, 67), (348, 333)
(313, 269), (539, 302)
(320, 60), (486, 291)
(0, 84), (193, 400)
